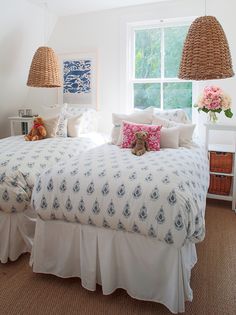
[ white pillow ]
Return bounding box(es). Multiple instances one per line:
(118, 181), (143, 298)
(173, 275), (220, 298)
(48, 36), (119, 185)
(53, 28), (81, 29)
(43, 116), (60, 138)
(66, 105), (99, 133)
(67, 114), (83, 137)
(153, 108), (191, 124)
(161, 127), (180, 149)
(177, 124), (196, 146)
(111, 109), (154, 144)
(39, 104), (66, 118)
(152, 116), (195, 146)
(151, 116), (175, 128)
(39, 104), (68, 137)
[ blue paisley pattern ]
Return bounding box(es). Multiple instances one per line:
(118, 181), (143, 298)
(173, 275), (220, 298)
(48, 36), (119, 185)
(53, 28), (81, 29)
(32, 143), (209, 248)
(0, 136), (102, 213)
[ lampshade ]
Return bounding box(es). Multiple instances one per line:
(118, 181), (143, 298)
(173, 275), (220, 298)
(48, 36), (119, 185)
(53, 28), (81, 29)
(27, 46), (61, 88)
(178, 16), (234, 80)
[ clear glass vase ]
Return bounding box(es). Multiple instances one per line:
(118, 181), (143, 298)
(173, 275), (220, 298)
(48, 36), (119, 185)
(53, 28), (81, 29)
(208, 111), (218, 123)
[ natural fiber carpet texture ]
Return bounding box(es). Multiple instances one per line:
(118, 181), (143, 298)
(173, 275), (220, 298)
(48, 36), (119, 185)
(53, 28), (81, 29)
(0, 200), (236, 315)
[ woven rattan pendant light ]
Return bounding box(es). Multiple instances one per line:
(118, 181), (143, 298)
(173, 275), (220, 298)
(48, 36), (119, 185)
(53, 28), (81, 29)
(27, 46), (61, 87)
(179, 10), (234, 80)
(27, 2), (61, 88)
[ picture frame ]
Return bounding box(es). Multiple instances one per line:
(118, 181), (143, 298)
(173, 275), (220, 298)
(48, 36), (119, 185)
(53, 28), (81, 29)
(58, 52), (97, 109)
(18, 109), (25, 117)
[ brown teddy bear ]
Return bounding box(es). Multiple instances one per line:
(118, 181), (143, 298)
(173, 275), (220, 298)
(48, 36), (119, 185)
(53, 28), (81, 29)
(24, 117), (47, 141)
(131, 131), (149, 156)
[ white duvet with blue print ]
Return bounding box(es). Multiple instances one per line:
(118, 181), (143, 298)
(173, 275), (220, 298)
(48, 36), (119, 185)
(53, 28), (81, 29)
(0, 136), (99, 213)
(32, 143), (209, 248)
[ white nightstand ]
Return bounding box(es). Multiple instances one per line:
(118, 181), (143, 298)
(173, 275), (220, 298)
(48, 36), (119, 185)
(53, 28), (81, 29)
(8, 116), (34, 136)
(205, 123), (236, 212)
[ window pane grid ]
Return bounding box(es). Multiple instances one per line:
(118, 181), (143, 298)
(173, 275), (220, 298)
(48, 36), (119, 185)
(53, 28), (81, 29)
(132, 23), (193, 117)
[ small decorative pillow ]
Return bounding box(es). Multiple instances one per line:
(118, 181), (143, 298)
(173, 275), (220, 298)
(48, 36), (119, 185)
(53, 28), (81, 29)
(43, 116), (60, 138)
(152, 116), (195, 146)
(39, 104), (68, 137)
(177, 124), (196, 146)
(160, 127), (180, 149)
(121, 121), (161, 151)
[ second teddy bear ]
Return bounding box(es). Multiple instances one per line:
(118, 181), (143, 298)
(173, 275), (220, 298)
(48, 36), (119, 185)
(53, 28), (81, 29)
(131, 131), (149, 156)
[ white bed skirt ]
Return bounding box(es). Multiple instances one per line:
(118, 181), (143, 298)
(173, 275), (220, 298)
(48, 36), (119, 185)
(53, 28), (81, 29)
(0, 208), (36, 263)
(31, 218), (197, 313)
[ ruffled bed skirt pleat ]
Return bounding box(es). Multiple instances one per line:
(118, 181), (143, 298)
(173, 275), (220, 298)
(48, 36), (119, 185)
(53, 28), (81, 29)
(0, 208), (36, 263)
(31, 218), (197, 313)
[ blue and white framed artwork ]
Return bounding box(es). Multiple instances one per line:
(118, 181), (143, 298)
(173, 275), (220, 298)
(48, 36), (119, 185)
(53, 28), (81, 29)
(58, 53), (97, 108)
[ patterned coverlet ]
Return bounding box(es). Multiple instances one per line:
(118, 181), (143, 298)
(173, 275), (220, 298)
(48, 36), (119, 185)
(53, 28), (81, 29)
(0, 136), (100, 213)
(32, 143), (209, 248)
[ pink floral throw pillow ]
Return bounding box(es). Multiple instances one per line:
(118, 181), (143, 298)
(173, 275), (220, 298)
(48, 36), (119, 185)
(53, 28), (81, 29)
(121, 121), (162, 151)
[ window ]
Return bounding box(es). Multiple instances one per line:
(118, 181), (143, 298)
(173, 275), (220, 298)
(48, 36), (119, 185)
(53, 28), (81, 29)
(128, 20), (193, 119)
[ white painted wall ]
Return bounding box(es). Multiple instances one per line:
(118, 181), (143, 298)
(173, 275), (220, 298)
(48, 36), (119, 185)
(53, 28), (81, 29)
(0, 0), (57, 138)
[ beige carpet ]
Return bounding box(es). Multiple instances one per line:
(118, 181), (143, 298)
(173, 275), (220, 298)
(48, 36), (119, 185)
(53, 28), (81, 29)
(0, 200), (236, 315)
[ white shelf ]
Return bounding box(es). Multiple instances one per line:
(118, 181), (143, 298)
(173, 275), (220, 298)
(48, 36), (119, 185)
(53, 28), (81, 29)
(205, 123), (236, 131)
(209, 171), (234, 177)
(209, 144), (235, 153)
(8, 116), (34, 121)
(8, 117), (34, 136)
(205, 123), (236, 212)
(207, 193), (233, 201)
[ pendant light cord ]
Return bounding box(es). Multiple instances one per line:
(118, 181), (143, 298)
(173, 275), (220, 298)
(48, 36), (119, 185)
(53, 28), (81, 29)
(43, 2), (48, 45)
(204, 0), (207, 16)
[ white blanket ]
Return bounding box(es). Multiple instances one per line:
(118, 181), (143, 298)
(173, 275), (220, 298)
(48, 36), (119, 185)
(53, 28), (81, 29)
(0, 135), (103, 213)
(32, 143), (209, 249)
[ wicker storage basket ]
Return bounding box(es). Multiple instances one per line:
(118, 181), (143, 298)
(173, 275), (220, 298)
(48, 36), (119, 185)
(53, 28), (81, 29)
(210, 151), (233, 173)
(208, 174), (232, 195)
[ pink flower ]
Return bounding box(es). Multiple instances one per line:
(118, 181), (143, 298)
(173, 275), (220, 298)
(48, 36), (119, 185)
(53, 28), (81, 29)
(196, 86), (231, 114)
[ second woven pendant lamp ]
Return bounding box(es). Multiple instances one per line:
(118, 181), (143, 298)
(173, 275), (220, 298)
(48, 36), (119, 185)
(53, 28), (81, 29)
(27, 46), (61, 88)
(179, 15), (234, 80)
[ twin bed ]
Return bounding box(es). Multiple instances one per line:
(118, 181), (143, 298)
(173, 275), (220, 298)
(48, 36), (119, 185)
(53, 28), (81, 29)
(0, 134), (104, 263)
(0, 108), (209, 313)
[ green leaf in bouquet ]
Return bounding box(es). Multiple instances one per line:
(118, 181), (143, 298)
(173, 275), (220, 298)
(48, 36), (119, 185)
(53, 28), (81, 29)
(201, 107), (209, 113)
(212, 108), (222, 113)
(224, 108), (233, 118)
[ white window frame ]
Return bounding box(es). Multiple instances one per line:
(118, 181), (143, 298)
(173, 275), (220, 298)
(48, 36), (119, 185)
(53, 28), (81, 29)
(126, 17), (198, 115)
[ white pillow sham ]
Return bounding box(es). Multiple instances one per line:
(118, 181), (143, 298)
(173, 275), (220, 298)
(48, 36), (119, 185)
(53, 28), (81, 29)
(43, 116), (60, 138)
(152, 116), (195, 146)
(153, 108), (191, 124)
(160, 127), (180, 149)
(39, 104), (66, 118)
(66, 105), (99, 133)
(67, 114), (83, 137)
(111, 109), (154, 144)
(39, 104), (68, 137)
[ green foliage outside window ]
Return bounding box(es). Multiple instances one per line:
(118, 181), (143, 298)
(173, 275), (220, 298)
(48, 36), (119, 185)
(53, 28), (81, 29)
(134, 83), (161, 109)
(133, 24), (192, 118)
(135, 29), (161, 78)
(163, 82), (192, 118)
(164, 26), (189, 78)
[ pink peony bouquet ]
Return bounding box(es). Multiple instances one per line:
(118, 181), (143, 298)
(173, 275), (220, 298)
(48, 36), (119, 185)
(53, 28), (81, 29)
(195, 86), (233, 122)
